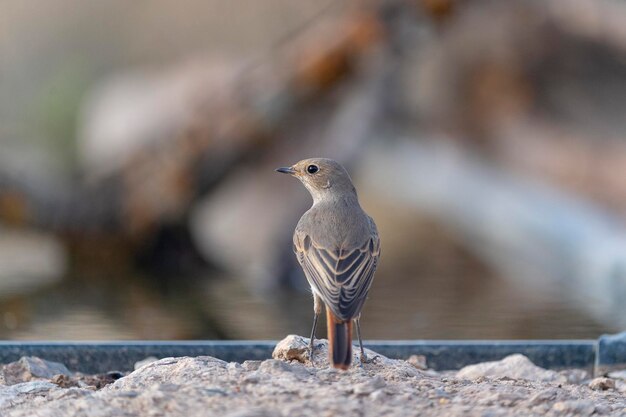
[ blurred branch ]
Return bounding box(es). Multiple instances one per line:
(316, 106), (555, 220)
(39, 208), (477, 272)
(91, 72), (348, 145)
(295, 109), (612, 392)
(408, 0), (626, 216)
(365, 139), (626, 330)
(0, 2), (389, 244)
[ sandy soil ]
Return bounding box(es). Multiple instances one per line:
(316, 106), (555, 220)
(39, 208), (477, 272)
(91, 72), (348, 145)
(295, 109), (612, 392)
(0, 335), (624, 416)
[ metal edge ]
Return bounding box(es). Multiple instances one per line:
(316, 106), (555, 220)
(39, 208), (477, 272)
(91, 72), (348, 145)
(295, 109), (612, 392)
(0, 339), (600, 374)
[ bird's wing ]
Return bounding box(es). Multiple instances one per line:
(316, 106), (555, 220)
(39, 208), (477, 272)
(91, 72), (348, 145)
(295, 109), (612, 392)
(293, 227), (380, 321)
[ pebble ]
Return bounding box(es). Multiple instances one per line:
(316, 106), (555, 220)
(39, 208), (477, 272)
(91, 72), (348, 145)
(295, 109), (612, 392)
(407, 355), (427, 370)
(608, 370), (626, 380)
(242, 373), (261, 384)
(12, 381), (57, 394)
(589, 377), (615, 391)
(553, 400), (595, 416)
(353, 376), (386, 395)
(228, 362), (242, 371)
(370, 389), (386, 401)
(242, 361), (262, 372)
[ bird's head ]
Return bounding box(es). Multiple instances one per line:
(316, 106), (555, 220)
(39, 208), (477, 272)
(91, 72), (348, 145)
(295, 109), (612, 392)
(275, 158), (357, 202)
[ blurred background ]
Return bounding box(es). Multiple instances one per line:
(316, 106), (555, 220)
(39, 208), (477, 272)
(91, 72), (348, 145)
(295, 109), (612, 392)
(1, 0), (625, 341)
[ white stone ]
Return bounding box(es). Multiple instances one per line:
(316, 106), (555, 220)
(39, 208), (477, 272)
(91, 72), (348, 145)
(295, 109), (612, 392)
(589, 377), (615, 391)
(456, 354), (566, 383)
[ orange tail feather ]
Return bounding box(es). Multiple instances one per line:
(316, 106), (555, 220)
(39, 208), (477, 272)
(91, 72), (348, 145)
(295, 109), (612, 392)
(326, 307), (352, 369)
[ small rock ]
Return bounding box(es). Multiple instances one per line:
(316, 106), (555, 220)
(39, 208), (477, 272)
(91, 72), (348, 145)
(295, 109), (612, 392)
(202, 387), (228, 396)
(256, 359), (310, 379)
(258, 360), (297, 375)
(224, 408), (280, 417)
(608, 369), (626, 380)
(272, 335), (310, 363)
(370, 389), (386, 401)
(12, 381), (57, 394)
(2, 357), (71, 385)
(531, 404), (551, 414)
(594, 404), (612, 415)
(50, 374), (77, 388)
(242, 361), (262, 371)
(456, 354), (565, 383)
(158, 383), (180, 392)
(272, 335), (380, 368)
(589, 377), (615, 391)
(370, 375), (386, 389)
(407, 355), (427, 370)
(354, 376), (386, 395)
(481, 410), (507, 417)
(494, 392), (524, 407)
(48, 387), (93, 400)
(115, 390), (140, 398)
(242, 373), (260, 384)
(559, 368), (588, 384)
(134, 356), (159, 370)
(552, 400), (595, 416)
(315, 367), (339, 382)
(77, 381), (97, 390)
(527, 388), (558, 405)
(227, 362), (242, 371)
(428, 388), (451, 399)
(0, 381), (58, 410)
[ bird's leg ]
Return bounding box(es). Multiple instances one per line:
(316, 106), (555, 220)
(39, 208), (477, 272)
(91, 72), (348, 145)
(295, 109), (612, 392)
(309, 293), (322, 362)
(355, 316), (368, 363)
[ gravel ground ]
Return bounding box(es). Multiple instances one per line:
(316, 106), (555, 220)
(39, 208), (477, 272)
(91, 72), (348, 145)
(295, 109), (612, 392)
(0, 335), (624, 416)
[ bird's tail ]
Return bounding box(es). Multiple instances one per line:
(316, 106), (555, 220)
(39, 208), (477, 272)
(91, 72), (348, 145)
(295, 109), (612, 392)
(326, 307), (352, 370)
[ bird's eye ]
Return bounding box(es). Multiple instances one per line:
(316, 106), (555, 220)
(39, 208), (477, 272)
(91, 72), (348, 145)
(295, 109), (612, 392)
(306, 165), (319, 174)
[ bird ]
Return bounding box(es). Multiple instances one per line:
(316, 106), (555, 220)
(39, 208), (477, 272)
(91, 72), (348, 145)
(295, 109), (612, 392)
(276, 158), (380, 369)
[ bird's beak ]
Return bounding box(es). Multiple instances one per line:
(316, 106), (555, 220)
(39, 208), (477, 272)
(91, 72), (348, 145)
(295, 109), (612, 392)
(275, 166), (296, 175)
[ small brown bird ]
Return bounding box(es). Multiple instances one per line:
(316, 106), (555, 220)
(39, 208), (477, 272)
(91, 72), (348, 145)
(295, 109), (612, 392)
(276, 158), (380, 369)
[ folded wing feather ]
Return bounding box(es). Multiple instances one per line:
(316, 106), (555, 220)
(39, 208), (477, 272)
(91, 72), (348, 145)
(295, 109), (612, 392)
(294, 228), (380, 320)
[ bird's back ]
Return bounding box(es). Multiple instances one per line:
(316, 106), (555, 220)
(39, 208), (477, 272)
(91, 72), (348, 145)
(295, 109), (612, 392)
(298, 198), (373, 248)
(293, 197), (380, 320)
